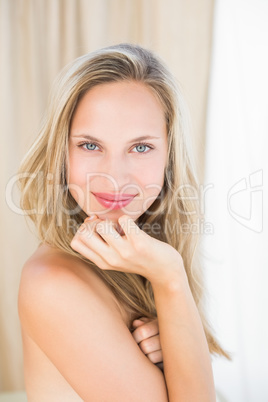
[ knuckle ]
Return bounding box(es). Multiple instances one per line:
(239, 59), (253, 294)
(106, 252), (120, 267)
(139, 338), (153, 354)
(70, 237), (79, 250)
(120, 246), (132, 260)
(134, 235), (148, 253)
(151, 319), (159, 332)
(108, 256), (119, 267)
(148, 351), (161, 363)
(137, 326), (150, 341)
(98, 261), (110, 270)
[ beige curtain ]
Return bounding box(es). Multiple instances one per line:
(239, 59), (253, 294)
(0, 0), (214, 391)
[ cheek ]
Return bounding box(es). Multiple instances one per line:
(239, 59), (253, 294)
(68, 151), (80, 182)
(67, 152), (90, 207)
(132, 160), (165, 214)
(68, 152), (95, 185)
(136, 158), (166, 189)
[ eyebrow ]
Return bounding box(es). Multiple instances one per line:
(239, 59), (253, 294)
(71, 134), (161, 143)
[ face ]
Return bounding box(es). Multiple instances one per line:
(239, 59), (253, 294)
(67, 81), (168, 223)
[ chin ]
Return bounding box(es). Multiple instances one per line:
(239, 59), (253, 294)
(92, 209), (142, 222)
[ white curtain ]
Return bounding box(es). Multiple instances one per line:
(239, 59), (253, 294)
(204, 1), (268, 401)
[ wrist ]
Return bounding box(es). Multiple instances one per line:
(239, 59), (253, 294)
(149, 263), (189, 295)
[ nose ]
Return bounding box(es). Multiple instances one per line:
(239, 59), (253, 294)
(101, 154), (131, 190)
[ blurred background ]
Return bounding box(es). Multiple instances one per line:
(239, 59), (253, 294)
(0, 0), (267, 401)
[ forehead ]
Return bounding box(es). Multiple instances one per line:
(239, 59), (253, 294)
(70, 81), (167, 137)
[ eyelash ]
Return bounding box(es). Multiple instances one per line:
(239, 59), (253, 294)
(77, 141), (154, 153)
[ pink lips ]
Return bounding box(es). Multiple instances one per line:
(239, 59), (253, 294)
(92, 192), (137, 210)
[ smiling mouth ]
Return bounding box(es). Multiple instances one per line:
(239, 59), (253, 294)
(92, 192), (137, 210)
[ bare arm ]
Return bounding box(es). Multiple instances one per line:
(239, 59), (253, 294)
(18, 256), (168, 401)
(71, 215), (216, 401)
(149, 273), (216, 401)
(131, 280), (216, 402)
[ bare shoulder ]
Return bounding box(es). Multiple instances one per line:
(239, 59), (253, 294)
(18, 243), (168, 401)
(18, 242), (125, 326)
(19, 241), (98, 280)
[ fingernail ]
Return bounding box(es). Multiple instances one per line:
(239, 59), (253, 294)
(133, 319), (143, 325)
(84, 215), (97, 222)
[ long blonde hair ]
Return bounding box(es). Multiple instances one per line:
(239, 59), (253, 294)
(18, 43), (230, 359)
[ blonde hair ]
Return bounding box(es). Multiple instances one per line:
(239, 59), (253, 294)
(18, 43), (231, 359)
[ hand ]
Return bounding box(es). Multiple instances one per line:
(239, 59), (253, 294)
(131, 317), (164, 371)
(71, 214), (184, 285)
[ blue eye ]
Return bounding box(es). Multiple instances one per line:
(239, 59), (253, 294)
(78, 142), (100, 151)
(85, 143), (98, 151)
(78, 141), (153, 153)
(133, 144), (152, 153)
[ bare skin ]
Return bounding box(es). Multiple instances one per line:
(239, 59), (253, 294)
(19, 242), (164, 401)
(70, 214), (216, 401)
(19, 81), (215, 400)
(19, 81), (169, 401)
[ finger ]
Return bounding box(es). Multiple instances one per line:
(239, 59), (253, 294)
(132, 319), (159, 343)
(78, 216), (103, 240)
(131, 320), (144, 329)
(78, 218), (115, 252)
(147, 350), (163, 365)
(132, 317), (151, 328)
(139, 335), (161, 355)
(70, 235), (110, 270)
(95, 220), (125, 250)
(84, 214), (99, 223)
(78, 220), (133, 270)
(72, 217), (113, 266)
(118, 215), (141, 240)
(136, 317), (151, 323)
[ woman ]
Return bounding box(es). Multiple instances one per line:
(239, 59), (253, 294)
(18, 43), (230, 401)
